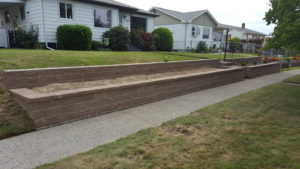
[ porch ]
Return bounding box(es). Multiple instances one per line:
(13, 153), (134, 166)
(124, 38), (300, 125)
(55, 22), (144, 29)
(0, 0), (25, 48)
(131, 16), (147, 32)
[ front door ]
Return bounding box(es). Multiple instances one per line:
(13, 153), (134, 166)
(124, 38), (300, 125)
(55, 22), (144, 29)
(131, 16), (147, 32)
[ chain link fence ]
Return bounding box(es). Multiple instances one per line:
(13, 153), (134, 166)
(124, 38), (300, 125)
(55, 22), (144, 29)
(171, 40), (297, 60)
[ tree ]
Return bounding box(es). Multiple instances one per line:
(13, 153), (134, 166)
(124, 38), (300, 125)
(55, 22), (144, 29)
(264, 0), (300, 51)
(229, 38), (242, 52)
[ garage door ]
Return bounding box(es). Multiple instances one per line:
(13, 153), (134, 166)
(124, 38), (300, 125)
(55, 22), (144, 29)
(0, 28), (8, 48)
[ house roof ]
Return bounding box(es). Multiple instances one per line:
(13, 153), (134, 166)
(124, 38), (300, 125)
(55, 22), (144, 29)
(136, 9), (160, 17)
(219, 24), (267, 36)
(83, 0), (138, 10)
(151, 7), (218, 24)
(81, 0), (158, 16)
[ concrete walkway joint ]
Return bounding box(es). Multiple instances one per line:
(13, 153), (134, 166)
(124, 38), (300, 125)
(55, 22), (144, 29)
(1, 70), (299, 169)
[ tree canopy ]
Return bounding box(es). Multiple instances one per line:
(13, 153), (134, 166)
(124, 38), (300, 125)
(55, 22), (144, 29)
(264, 0), (300, 51)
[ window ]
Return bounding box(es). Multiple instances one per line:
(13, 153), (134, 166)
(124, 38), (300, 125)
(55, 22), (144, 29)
(5, 11), (10, 23)
(192, 26), (200, 36)
(94, 9), (111, 28)
(192, 26), (196, 36)
(203, 27), (210, 39)
(213, 32), (222, 41)
(60, 2), (73, 19)
(20, 6), (25, 20)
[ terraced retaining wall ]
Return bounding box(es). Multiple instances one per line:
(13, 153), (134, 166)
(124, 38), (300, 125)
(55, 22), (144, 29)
(281, 60), (300, 68)
(3, 59), (219, 89)
(246, 62), (281, 78)
(4, 59), (281, 129)
(9, 67), (245, 129)
(227, 56), (262, 65)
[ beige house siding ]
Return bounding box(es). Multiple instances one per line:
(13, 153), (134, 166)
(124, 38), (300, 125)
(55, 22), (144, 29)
(151, 10), (181, 26)
(192, 13), (217, 27)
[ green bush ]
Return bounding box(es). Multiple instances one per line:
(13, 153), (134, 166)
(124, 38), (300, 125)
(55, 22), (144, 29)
(196, 41), (208, 53)
(152, 28), (173, 51)
(103, 26), (130, 51)
(130, 30), (144, 49)
(131, 30), (155, 51)
(57, 25), (92, 50)
(16, 25), (39, 49)
(91, 40), (102, 51)
(229, 38), (242, 53)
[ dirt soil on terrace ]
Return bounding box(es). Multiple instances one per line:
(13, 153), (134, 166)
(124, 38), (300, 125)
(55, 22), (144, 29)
(32, 67), (221, 93)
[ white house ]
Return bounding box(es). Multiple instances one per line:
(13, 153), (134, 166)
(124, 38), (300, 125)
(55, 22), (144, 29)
(149, 7), (224, 50)
(219, 23), (267, 41)
(0, 0), (158, 48)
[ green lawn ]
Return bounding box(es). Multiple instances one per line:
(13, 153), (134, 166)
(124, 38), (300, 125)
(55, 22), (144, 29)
(0, 88), (35, 139)
(0, 49), (201, 71)
(37, 76), (300, 169)
(282, 66), (300, 72)
(283, 74), (300, 84)
(0, 49), (257, 71)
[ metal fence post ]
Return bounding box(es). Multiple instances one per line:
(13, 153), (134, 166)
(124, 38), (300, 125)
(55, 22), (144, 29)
(224, 28), (229, 61)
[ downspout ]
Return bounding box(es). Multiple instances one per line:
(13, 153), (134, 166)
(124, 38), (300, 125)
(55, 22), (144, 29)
(41, 0), (54, 50)
(184, 22), (188, 50)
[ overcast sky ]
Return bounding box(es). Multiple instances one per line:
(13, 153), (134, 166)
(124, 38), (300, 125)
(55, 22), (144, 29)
(117, 0), (275, 34)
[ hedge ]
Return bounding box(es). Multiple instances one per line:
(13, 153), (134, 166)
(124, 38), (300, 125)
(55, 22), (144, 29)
(57, 25), (92, 50)
(152, 28), (173, 51)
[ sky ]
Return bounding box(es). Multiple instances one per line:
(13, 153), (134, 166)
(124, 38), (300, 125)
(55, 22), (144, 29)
(117, 0), (275, 34)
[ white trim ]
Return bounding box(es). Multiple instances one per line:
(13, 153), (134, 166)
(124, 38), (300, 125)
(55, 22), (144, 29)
(150, 7), (185, 23)
(58, 1), (74, 20)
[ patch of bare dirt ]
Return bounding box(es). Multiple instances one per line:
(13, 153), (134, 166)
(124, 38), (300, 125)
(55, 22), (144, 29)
(32, 67), (221, 93)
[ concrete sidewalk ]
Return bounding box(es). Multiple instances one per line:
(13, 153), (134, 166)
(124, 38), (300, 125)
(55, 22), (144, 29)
(1, 70), (299, 169)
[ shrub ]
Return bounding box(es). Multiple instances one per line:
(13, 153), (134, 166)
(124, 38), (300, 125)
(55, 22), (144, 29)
(16, 24), (39, 49)
(152, 28), (173, 51)
(91, 40), (102, 51)
(196, 41), (208, 53)
(103, 26), (130, 51)
(229, 38), (242, 52)
(131, 30), (155, 51)
(140, 32), (155, 51)
(57, 25), (92, 50)
(130, 30), (144, 49)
